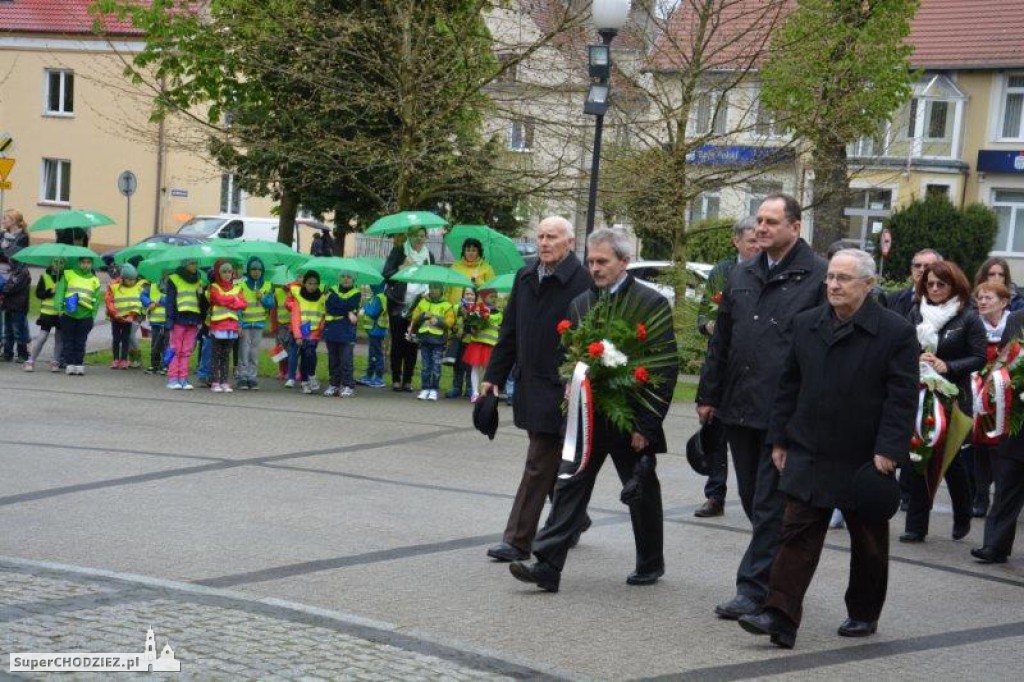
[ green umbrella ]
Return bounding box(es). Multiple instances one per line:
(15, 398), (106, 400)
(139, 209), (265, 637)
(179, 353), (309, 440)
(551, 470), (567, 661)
(444, 224), (525, 275)
(268, 264), (299, 287)
(366, 211), (447, 236)
(290, 257), (383, 286)
(12, 243), (101, 267)
(391, 264), (473, 288)
(479, 272), (516, 293)
(219, 239), (309, 268)
(29, 209), (116, 233)
(137, 243), (244, 281)
(113, 241), (174, 265)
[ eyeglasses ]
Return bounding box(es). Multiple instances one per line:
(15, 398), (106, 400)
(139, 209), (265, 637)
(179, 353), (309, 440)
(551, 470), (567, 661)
(926, 280), (950, 290)
(825, 273), (868, 284)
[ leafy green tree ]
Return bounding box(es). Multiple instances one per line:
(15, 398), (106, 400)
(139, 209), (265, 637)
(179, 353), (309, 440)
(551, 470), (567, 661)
(882, 196), (998, 282)
(760, 0), (919, 249)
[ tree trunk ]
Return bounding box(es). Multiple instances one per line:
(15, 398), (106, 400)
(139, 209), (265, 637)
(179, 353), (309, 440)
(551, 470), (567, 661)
(810, 141), (850, 252)
(278, 188), (299, 248)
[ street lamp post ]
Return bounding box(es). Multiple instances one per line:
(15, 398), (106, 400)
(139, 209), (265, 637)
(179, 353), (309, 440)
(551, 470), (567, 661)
(583, 0), (631, 243)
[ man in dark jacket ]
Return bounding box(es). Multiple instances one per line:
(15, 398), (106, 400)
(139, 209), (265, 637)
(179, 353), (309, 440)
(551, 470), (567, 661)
(885, 248), (942, 319)
(737, 249), (918, 648)
(509, 227), (677, 592)
(481, 216), (593, 562)
(697, 193), (828, 620)
(1, 257), (31, 362)
(694, 216), (760, 518)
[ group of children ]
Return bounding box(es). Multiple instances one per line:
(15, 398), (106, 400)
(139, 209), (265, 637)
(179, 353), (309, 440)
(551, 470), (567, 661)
(14, 255), (505, 400)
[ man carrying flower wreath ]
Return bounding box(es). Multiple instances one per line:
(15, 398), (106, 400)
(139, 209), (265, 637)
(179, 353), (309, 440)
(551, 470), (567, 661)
(509, 226), (678, 593)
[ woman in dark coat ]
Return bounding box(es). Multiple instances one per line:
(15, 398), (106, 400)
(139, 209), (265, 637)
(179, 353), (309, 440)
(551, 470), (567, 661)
(901, 261), (986, 543)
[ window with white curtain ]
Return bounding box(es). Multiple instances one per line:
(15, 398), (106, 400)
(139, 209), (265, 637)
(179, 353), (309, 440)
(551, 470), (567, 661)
(41, 158), (71, 204)
(1001, 75), (1024, 139)
(44, 69), (74, 115)
(993, 190), (1024, 253)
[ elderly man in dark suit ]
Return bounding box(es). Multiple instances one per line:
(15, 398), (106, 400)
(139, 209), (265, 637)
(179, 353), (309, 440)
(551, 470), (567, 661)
(509, 226), (677, 592)
(481, 216), (593, 562)
(738, 249), (919, 649)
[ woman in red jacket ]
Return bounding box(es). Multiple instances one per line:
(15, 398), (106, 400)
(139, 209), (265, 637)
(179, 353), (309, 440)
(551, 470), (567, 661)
(206, 259), (247, 393)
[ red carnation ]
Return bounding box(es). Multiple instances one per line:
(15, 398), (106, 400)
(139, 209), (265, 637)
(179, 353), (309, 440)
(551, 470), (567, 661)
(636, 323), (648, 342)
(910, 435), (923, 449)
(557, 319), (572, 335)
(711, 292), (723, 305)
(587, 341), (605, 358)
(925, 415), (935, 427)
(634, 366), (650, 383)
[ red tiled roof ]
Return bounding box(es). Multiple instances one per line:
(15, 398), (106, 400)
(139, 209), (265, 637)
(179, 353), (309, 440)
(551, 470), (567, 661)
(0, 0), (143, 37)
(909, 0), (1024, 69)
(648, 0), (791, 72)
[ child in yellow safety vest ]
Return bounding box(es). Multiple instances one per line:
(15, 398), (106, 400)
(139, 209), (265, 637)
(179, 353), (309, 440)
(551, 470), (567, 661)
(54, 256), (102, 375)
(462, 287), (503, 403)
(409, 282), (456, 401)
(145, 274), (170, 375)
(287, 270), (326, 394)
(104, 263), (148, 369)
(206, 259), (248, 393)
(236, 256), (275, 390)
(24, 257), (65, 372)
(356, 283), (388, 388)
(165, 258), (204, 390)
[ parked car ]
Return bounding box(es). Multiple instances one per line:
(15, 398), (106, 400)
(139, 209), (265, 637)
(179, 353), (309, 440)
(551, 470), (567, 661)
(627, 260), (712, 305)
(100, 233), (207, 270)
(516, 241), (538, 268)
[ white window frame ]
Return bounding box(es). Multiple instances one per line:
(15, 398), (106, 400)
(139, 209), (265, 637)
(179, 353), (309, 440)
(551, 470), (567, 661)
(40, 158), (72, 205)
(220, 173), (243, 215)
(692, 91), (727, 136)
(44, 69), (74, 116)
(990, 188), (1024, 255)
(688, 190), (720, 224)
(998, 73), (1024, 141)
(747, 181), (784, 216)
(508, 119), (533, 152)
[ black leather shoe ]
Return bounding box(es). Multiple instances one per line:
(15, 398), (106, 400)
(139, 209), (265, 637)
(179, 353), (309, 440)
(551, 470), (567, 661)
(738, 609), (796, 649)
(837, 618), (877, 637)
(899, 499), (909, 512)
(952, 519), (971, 541)
(899, 532), (925, 543)
(971, 504), (989, 519)
(715, 594), (762, 620)
(694, 499), (724, 518)
(971, 546), (1008, 564)
(568, 516), (592, 549)
(486, 543), (528, 562)
(509, 560), (560, 592)
(626, 566), (664, 586)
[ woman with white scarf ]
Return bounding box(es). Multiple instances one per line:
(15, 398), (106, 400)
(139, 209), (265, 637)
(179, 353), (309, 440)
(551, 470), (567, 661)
(382, 226), (434, 392)
(901, 261), (986, 544)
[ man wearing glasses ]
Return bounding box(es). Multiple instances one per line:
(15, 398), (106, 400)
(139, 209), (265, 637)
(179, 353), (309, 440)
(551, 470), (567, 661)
(886, 248), (942, 319)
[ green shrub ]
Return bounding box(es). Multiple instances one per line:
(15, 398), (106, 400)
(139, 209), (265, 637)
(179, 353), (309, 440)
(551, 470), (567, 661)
(685, 218), (735, 264)
(880, 197), (998, 281)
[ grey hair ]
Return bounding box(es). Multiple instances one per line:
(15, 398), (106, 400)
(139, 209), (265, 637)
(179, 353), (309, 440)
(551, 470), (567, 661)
(913, 248), (943, 261)
(537, 215), (574, 240)
(733, 215), (757, 238)
(588, 226), (635, 261)
(833, 249), (876, 278)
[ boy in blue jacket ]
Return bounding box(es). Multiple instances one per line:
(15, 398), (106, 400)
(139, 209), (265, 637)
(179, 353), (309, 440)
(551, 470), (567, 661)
(323, 271), (361, 397)
(357, 283), (388, 388)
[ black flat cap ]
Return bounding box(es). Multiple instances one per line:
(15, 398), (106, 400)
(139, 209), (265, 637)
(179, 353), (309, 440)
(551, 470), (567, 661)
(473, 393), (500, 440)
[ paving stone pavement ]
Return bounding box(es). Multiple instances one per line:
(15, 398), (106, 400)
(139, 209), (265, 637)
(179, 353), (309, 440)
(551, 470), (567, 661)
(2, 364), (1023, 680)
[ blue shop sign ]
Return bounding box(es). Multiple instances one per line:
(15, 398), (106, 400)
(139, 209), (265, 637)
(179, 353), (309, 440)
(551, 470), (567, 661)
(977, 149), (1024, 174)
(686, 145), (794, 166)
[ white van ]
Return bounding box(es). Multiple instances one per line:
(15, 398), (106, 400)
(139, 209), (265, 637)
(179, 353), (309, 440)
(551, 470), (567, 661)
(176, 215), (330, 253)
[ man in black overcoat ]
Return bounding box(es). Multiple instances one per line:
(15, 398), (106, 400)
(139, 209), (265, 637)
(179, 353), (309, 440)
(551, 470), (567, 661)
(737, 249), (918, 648)
(509, 227), (677, 592)
(697, 194), (828, 620)
(481, 216), (593, 562)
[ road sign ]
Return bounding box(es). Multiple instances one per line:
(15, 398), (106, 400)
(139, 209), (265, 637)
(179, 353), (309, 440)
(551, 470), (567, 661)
(0, 180), (11, 191)
(880, 228), (893, 259)
(118, 170), (137, 197)
(0, 158), (14, 181)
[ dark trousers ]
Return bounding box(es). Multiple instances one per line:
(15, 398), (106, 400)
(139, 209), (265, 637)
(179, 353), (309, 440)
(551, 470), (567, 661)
(211, 338), (233, 384)
(2, 310), (30, 358)
(765, 497), (889, 627)
(60, 316), (93, 366)
(533, 429), (663, 574)
(725, 425), (785, 602)
(299, 339), (319, 380)
(982, 454), (1024, 557)
(972, 444), (995, 511)
(503, 432), (563, 552)
(111, 320), (132, 361)
(149, 325), (169, 370)
(327, 341), (354, 388)
(703, 417), (729, 503)
(388, 314), (417, 386)
(904, 452), (972, 536)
